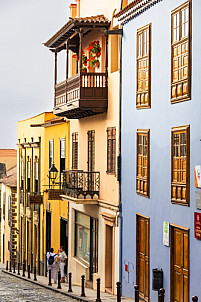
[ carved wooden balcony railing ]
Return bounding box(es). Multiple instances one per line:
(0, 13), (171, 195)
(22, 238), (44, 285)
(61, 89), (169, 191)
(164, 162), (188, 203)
(63, 170), (100, 199)
(54, 72), (108, 119)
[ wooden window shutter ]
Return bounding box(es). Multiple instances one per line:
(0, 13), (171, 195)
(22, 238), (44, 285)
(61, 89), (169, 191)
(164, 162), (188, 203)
(72, 132), (78, 169)
(136, 129), (150, 197)
(171, 125), (190, 205)
(136, 24), (151, 109)
(107, 127), (116, 174)
(171, 1), (191, 103)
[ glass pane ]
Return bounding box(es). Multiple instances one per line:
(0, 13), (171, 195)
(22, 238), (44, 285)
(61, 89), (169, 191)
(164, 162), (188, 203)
(76, 225), (90, 263)
(76, 212), (90, 229)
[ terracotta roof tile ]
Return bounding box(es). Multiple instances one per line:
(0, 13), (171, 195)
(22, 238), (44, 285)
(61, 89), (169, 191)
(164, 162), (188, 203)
(44, 14), (110, 48)
(0, 149), (17, 158)
(114, 0), (145, 18)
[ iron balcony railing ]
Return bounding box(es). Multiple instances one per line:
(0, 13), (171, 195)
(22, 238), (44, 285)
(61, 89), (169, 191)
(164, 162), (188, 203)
(63, 170), (100, 199)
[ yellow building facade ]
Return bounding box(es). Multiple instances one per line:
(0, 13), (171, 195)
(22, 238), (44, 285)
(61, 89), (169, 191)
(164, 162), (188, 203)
(44, 0), (122, 293)
(17, 112), (69, 274)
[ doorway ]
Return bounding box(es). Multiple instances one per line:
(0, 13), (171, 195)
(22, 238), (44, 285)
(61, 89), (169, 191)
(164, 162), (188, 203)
(27, 220), (31, 267)
(136, 214), (150, 302)
(46, 211), (51, 254)
(34, 224), (38, 272)
(170, 225), (189, 302)
(60, 218), (68, 275)
(105, 224), (113, 294)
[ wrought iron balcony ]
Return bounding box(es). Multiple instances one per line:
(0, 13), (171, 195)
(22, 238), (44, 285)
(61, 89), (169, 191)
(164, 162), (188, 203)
(63, 170), (100, 199)
(54, 72), (108, 119)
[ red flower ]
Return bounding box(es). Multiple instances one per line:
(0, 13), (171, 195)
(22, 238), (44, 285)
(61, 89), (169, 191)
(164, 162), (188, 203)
(98, 52), (101, 56)
(84, 63), (87, 66)
(87, 59), (89, 62)
(87, 47), (90, 51)
(90, 57), (94, 60)
(88, 66), (90, 69)
(99, 47), (101, 50)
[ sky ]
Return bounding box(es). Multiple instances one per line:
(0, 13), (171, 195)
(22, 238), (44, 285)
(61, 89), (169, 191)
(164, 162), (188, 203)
(0, 0), (71, 149)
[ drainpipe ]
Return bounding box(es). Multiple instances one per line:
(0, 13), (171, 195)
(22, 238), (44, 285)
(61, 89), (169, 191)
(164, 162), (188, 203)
(119, 24), (123, 286)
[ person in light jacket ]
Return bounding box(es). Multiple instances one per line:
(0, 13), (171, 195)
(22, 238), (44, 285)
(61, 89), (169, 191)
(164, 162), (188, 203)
(57, 246), (67, 283)
(47, 248), (57, 283)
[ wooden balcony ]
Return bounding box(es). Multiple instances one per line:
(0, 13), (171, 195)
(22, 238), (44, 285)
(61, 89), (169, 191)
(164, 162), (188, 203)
(63, 170), (100, 199)
(54, 72), (108, 119)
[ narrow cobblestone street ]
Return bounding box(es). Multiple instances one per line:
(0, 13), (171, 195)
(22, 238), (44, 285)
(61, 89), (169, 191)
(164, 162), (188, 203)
(0, 271), (75, 302)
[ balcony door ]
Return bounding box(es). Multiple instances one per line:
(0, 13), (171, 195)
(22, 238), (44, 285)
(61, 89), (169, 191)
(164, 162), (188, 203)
(87, 130), (95, 191)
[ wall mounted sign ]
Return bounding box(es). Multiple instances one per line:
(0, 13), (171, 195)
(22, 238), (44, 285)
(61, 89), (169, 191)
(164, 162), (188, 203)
(163, 221), (169, 246)
(195, 190), (201, 209)
(195, 166), (201, 188)
(194, 212), (201, 240)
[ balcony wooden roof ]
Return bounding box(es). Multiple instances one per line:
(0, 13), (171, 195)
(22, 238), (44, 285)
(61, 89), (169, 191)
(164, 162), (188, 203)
(44, 15), (110, 49)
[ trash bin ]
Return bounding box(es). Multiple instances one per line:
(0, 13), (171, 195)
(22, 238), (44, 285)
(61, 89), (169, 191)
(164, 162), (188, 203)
(152, 268), (163, 291)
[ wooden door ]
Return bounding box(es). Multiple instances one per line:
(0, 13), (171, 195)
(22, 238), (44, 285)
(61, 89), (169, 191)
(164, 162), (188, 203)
(136, 214), (150, 302)
(170, 225), (189, 302)
(105, 224), (113, 294)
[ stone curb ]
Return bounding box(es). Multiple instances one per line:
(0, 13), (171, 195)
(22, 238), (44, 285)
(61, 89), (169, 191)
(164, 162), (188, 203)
(2, 270), (94, 302)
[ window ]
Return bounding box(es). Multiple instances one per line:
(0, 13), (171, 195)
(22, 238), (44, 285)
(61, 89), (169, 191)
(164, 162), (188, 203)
(49, 140), (54, 169)
(88, 130), (95, 172)
(27, 159), (31, 192)
(72, 132), (78, 169)
(136, 130), (150, 197)
(107, 127), (116, 174)
(137, 24), (151, 109)
(35, 158), (39, 193)
(75, 211), (98, 274)
(171, 125), (190, 205)
(3, 192), (6, 220)
(171, 1), (191, 103)
(8, 196), (11, 226)
(60, 138), (66, 173)
(21, 158), (24, 189)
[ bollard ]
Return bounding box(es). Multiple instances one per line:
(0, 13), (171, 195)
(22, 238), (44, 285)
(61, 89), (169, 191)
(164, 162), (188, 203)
(57, 270), (61, 289)
(34, 266), (37, 281)
(9, 261), (12, 272)
(68, 272), (72, 292)
(192, 297), (198, 302)
(96, 278), (101, 302)
(81, 275), (86, 297)
(117, 281), (121, 302)
(13, 261), (16, 273)
(134, 285), (139, 302)
(17, 263), (20, 275)
(22, 263), (25, 277)
(159, 288), (165, 302)
(48, 269), (52, 286)
(28, 265), (31, 279)
(6, 261), (8, 271)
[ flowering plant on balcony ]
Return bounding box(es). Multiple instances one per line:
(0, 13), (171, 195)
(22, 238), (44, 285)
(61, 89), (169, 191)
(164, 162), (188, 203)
(87, 41), (101, 57)
(72, 52), (90, 71)
(87, 41), (101, 68)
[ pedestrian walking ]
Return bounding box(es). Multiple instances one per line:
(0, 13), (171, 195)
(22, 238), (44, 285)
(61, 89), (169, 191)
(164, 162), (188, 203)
(57, 246), (67, 283)
(47, 248), (57, 283)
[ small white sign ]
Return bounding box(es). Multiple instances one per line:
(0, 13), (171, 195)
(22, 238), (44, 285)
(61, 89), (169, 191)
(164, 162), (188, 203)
(163, 221), (169, 246)
(195, 166), (201, 188)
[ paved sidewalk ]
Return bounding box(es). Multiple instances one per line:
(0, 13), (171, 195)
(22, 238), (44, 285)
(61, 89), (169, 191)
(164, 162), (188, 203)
(1, 265), (135, 302)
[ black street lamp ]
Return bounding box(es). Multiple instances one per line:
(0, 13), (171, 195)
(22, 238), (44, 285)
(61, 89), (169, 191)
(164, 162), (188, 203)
(49, 163), (58, 189)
